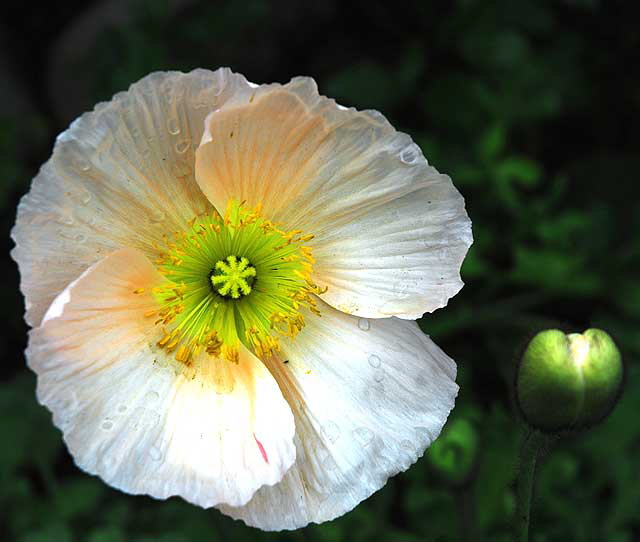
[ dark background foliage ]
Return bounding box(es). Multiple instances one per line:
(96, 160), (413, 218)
(0, 1), (638, 540)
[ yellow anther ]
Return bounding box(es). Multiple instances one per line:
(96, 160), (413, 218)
(175, 345), (188, 362)
(166, 337), (181, 350)
(148, 200), (326, 366)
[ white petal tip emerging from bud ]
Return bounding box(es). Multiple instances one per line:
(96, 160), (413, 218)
(516, 328), (623, 433)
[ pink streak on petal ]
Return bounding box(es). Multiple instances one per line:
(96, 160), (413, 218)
(253, 433), (269, 464)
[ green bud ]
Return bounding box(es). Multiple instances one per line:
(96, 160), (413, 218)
(426, 417), (478, 485)
(516, 329), (623, 432)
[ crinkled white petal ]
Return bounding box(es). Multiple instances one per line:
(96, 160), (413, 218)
(12, 68), (258, 327)
(27, 248), (296, 508)
(195, 77), (472, 320)
(218, 299), (458, 530)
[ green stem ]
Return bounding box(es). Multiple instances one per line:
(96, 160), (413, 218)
(515, 430), (547, 542)
(456, 485), (479, 542)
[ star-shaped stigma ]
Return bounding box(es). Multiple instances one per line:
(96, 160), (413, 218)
(211, 255), (257, 299)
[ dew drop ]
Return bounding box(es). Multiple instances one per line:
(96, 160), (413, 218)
(321, 421), (341, 443)
(400, 147), (417, 164)
(379, 455), (393, 472)
(374, 370), (385, 383)
(358, 318), (370, 331)
(56, 228), (75, 240)
(101, 419), (114, 431)
(101, 455), (117, 471)
(354, 427), (374, 446)
(415, 425), (435, 444)
(167, 118), (181, 135)
(60, 392), (79, 413)
(367, 110), (386, 123)
(117, 404), (128, 413)
(75, 234), (87, 243)
(175, 139), (190, 154)
(57, 214), (75, 226)
(148, 209), (166, 224)
(214, 373), (235, 395)
(400, 439), (415, 453)
(322, 454), (338, 471)
(75, 158), (91, 172)
(132, 407), (160, 431)
(368, 354), (381, 368)
(149, 446), (162, 461)
(144, 391), (159, 404)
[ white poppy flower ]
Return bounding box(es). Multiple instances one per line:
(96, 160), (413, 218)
(12, 68), (472, 530)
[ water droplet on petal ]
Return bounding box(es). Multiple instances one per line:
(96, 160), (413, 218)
(400, 147), (417, 164)
(101, 455), (117, 471)
(368, 354), (381, 368)
(60, 392), (79, 413)
(149, 446), (162, 461)
(117, 405), (128, 413)
(167, 118), (181, 135)
(214, 372), (235, 395)
(322, 421), (341, 443)
(353, 427), (374, 446)
(75, 234), (86, 243)
(322, 454), (338, 471)
(132, 407), (160, 431)
(144, 391), (159, 404)
(374, 370), (385, 383)
(415, 425), (435, 444)
(75, 158), (91, 172)
(400, 439), (415, 453)
(101, 419), (114, 431)
(148, 209), (166, 224)
(358, 318), (370, 331)
(378, 455), (393, 473)
(367, 110), (386, 124)
(175, 139), (190, 154)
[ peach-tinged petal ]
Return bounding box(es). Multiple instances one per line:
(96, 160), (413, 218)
(219, 299), (457, 530)
(27, 248), (296, 508)
(12, 68), (258, 327)
(195, 78), (472, 320)
(309, 176), (472, 320)
(195, 86), (329, 215)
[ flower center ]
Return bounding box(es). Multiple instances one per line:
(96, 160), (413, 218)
(210, 256), (256, 298)
(141, 200), (326, 364)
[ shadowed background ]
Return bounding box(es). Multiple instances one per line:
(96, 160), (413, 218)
(0, 1), (638, 541)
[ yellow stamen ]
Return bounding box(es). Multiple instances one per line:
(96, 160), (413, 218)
(149, 200), (328, 365)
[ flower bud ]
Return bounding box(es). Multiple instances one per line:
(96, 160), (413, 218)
(516, 329), (623, 432)
(426, 417), (478, 485)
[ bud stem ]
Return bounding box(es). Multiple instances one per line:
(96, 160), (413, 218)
(515, 429), (550, 542)
(455, 486), (479, 542)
